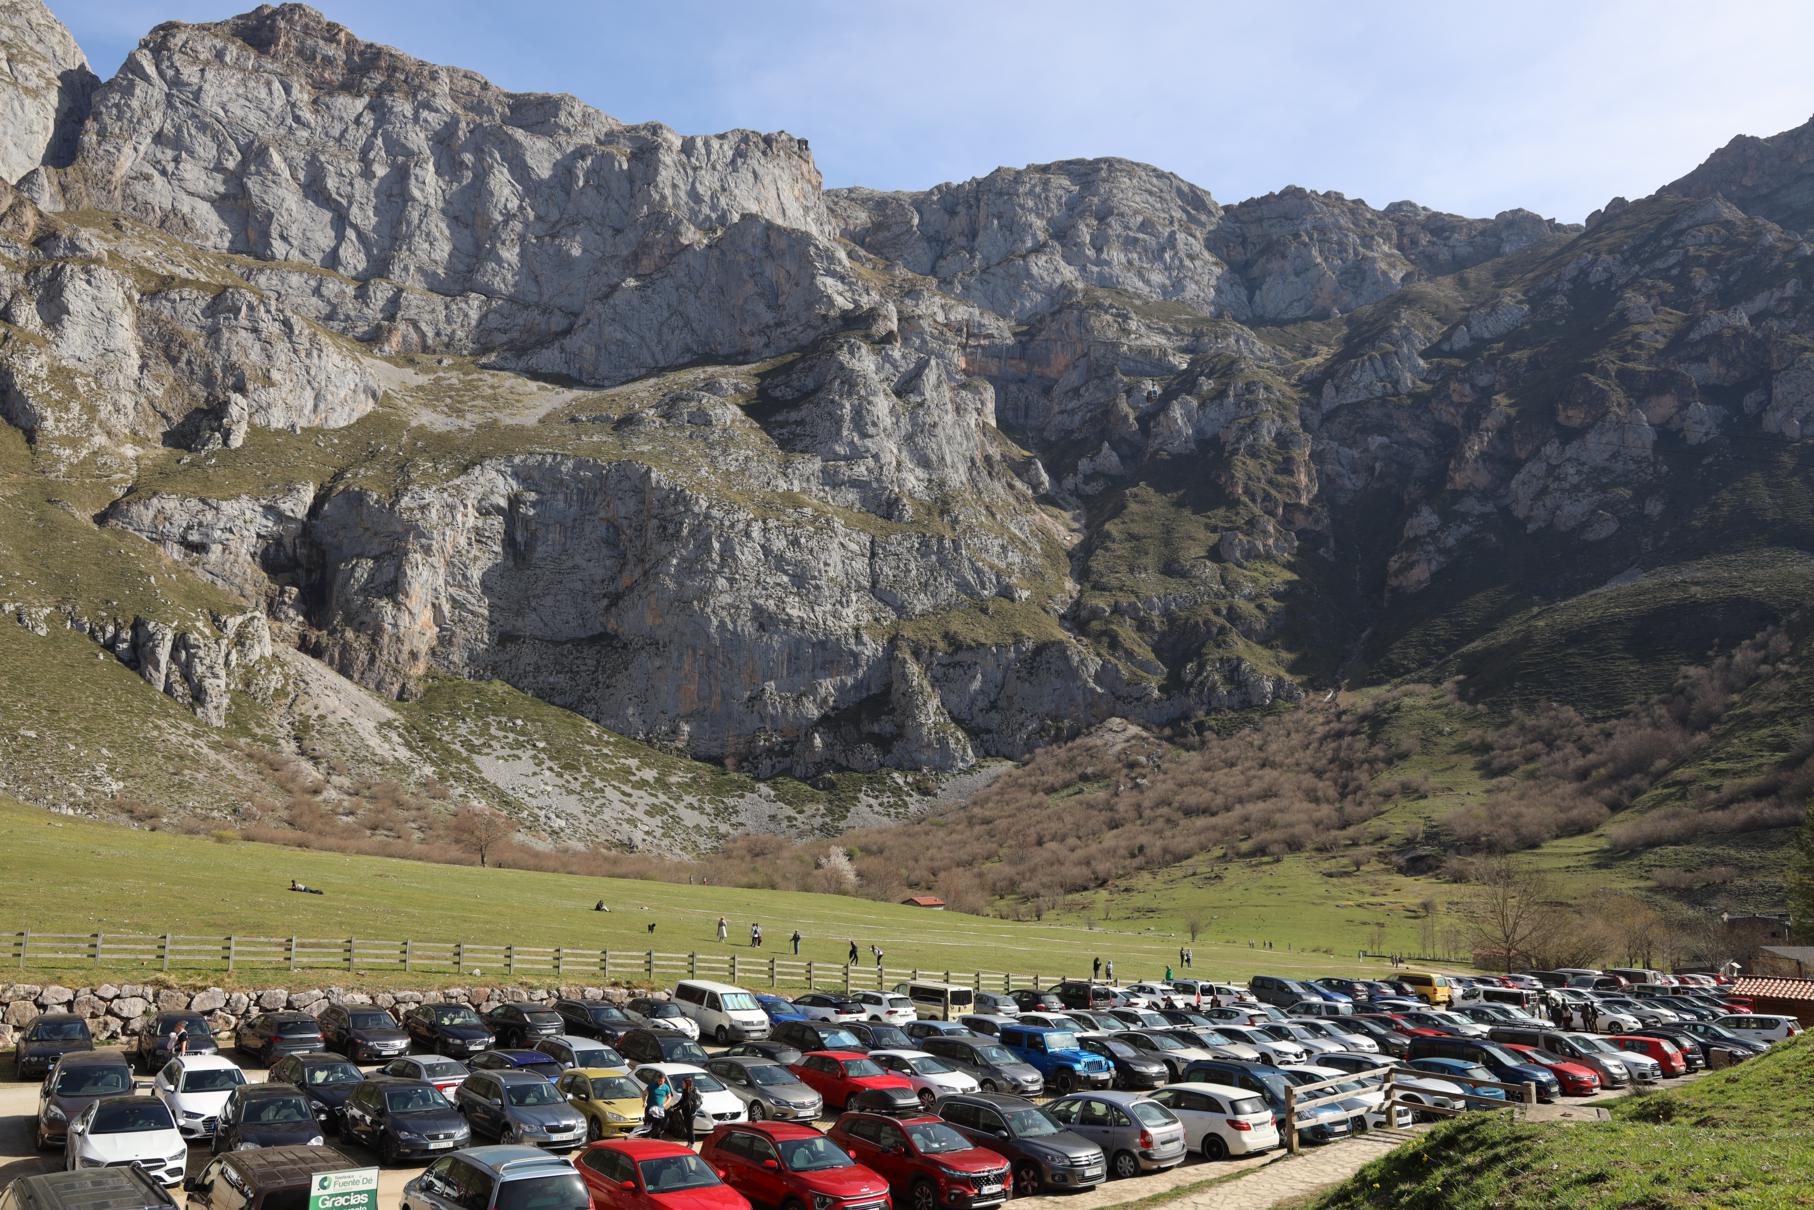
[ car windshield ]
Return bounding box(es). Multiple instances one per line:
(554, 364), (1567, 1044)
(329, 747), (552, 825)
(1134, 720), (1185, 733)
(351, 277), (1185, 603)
(276, 1021), (319, 1037)
(908, 1055), (956, 1075)
(507, 1082), (563, 1106)
(29, 1021), (88, 1041)
(1472, 1044), (1525, 1067)
(91, 1102), (174, 1133)
(55, 1065), (132, 1095)
(1043, 1031), (1080, 1050)
(742, 1064), (796, 1088)
(589, 1076), (643, 1100)
(416, 1058), (467, 1079)
(1131, 1102), (1176, 1127)
(841, 1058), (885, 1078)
(974, 1045), (1015, 1065)
(819, 1029), (861, 1048)
(565, 1040), (612, 1059)
(779, 1136), (854, 1172)
(1450, 1064), (1494, 1082)
(246, 1095), (312, 1123)
(162, 1015), (210, 1036)
(720, 993), (761, 1012)
(387, 1087), (450, 1114)
(493, 1173), (588, 1210)
(1576, 1037), (1618, 1054)
(905, 1121), (973, 1154)
(303, 1061), (362, 1086)
(682, 1074), (726, 1093)
(1094, 1039), (1138, 1059)
(350, 1012), (398, 1030)
(645, 1004), (683, 1019)
(522, 1061), (564, 1079)
(1002, 1106), (1062, 1137)
(180, 1069), (245, 1093)
(638, 1154), (721, 1193)
(588, 1005), (630, 1022)
(1143, 1033), (1184, 1051)
(434, 1007), (482, 1027)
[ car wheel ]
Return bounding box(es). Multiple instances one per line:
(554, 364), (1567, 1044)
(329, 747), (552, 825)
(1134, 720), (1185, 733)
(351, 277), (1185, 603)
(1202, 1135), (1228, 1161)
(715, 1026), (730, 1045)
(910, 1180), (939, 1210)
(980, 1080), (997, 1093)
(918, 1090), (937, 1111)
(1013, 1162), (1041, 1196)
(1053, 1068), (1076, 1095)
(747, 1101), (766, 1121)
(1111, 1151), (1139, 1180)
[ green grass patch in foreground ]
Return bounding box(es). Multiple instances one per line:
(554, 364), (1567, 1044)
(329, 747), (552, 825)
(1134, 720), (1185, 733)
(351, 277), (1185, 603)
(0, 795), (1403, 988)
(1310, 1034), (1814, 1208)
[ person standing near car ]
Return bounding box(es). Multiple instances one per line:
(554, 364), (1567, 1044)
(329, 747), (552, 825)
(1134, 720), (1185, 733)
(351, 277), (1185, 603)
(167, 1017), (190, 1058)
(644, 1070), (672, 1135)
(676, 1076), (703, 1146)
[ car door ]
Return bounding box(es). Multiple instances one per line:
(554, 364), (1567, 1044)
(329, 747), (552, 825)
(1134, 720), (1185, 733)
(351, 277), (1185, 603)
(839, 1115), (897, 1188)
(462, 1074), (504, 1139)
(736, 1129), (788, 1207)
(412, 1157), (464, 1210)
(1148, 1088), (1207, 1150)
(341, 1081), (377, 1145)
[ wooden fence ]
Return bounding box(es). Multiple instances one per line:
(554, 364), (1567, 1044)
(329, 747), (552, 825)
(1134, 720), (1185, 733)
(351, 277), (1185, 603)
(3, 930), (1076, 993)
(1281, 1064), (1536, 1154)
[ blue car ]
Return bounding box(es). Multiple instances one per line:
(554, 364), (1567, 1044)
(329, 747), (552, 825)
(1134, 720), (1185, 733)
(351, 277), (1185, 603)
(1181, 1058), (1350, 1144)
(756, 994), (809, 1024)
(1405, 1057), (1508, 1105)
(1406, 1037), (1561, 1102)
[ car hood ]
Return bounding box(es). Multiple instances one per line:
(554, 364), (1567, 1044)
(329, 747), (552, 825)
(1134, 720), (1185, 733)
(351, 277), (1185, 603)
(796, 1168), (891, 1200)
(435, 1025), (494, 1041)
(352, 1029), (411, 1045)
(21, 1039), (92, 1060)
(47, 1091), (123, 1118)
(75, 1128), (185, 1164)
(242, 1121), (322, 1145)
(392, 1108), (468, 1135)
(850, 1075), (915, 1093)
(509, 1104), (586, 1131)
(590, 1096), (645, 1119)
(938, 1147), (1010, 1176)
(168, 1089), (236, 1113)
(994, 1062), (1041, 1082)
(650, 1187), (746, 1210)
(306, 1084), (358, 1108)
(1024, 1132), (1102, 1164)
(1396, 1075), (1466, 1099)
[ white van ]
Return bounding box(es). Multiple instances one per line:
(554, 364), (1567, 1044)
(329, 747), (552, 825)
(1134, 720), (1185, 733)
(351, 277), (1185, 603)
(672, 980), (771, 1044)
(892, 981), (974, 1021)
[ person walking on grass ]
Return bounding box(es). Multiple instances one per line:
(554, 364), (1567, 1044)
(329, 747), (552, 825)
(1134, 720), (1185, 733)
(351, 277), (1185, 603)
(849, 940), (860, 965)
(717, 916), (728, 943)
(874, 946), (884, 969)
(790, 930), (802, 955)
(1092, 956), (1102, 980)
(751, 922), (762, 948)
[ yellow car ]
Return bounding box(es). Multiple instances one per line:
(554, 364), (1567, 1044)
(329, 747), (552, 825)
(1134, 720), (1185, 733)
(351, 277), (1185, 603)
(556, 1068), (646, 1141)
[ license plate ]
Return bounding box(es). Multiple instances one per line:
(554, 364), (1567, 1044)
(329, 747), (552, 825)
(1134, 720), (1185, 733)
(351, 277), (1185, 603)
(1080, 1168), (1102, 1180)
(426, 1141), (454, 1151)
(975, 1182), (1000, 1194)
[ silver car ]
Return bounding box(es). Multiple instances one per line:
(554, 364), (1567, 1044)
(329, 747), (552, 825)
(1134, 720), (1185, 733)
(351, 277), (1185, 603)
(453, 1070), (587, 1151)
(1044, 1091), (1187, 1178)
(1213, 1024), (1305, 1065)
(703, 1055), (824, 1121)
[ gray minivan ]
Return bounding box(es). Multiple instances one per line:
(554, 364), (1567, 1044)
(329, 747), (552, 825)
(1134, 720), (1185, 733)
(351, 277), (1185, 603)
(919, 1036), (1043, 1096)
(938, 1093), (1105, 1195)
(1044, 1091), (1188, 1178)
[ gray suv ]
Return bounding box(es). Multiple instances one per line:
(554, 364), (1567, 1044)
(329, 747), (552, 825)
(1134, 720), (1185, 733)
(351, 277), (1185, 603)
(455, 1070), (587, 1152)
(937, 1093), (1105, 1195)
(1044, 1091), (1188, 1179)
(919, 1037), (1043, 1096)
(402, 1145), (589, 1210)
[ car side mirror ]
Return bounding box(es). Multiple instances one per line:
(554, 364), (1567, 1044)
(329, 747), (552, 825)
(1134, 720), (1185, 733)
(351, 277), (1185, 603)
(619, 1180), (637, 1192)
(761, 1160), (779, 1171)
(183, 1175), (206, 1195)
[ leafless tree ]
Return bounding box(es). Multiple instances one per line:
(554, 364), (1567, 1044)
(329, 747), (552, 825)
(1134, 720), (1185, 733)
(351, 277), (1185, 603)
(451, 806), (515, 868)
(1459, 858), (1561, 970)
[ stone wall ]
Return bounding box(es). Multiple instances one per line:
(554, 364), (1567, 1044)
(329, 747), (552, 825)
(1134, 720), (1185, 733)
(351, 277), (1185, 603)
(0, 981), (647, 1052)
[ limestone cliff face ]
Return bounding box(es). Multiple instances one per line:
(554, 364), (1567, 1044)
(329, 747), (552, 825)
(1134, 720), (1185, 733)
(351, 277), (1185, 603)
(5, 2), (1814, 776)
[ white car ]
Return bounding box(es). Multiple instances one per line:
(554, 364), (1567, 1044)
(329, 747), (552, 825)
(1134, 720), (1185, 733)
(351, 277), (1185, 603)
(1715, 1014), (1802, 1044)
(1124, 983), (1177, 1004)
(958, 1014), (1019, 1037)
(1213, 1024), (1305, 1065)
(1315, 1053), (1466, 1119)
(65, 1097), (187, 1186)
(1148, 1082), (1279, 1160)
(793, 994), (866, 1024)
(1259, 1024), (1344, 1056)
(1019, 1013), (1091, 1033)
(149, 1053), (246, 1140)
(1288, 1000), (1353, 1018)
(853, 992), (917, 1025)
(1203, 1006), (1283, 1026)
(1283, 1065), (1414, 1130)
(867, 1049), (980, 1106)
(630, 1064), (746, 1133)
(1289, 1019), (1379, 1054)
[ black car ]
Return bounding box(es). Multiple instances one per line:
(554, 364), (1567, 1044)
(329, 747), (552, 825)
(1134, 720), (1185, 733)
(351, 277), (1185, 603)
(552, 998), (639, 1044)
(1011, 990), (1067, 1014)
(1075, 1035), (1167, 1090)
(615, 1030), (709, 1067)
(847, 1021), (916, 1051)
(468, 1049), (567, 1081)
(1338, 1016), (1410, 1058)
(2, 1164), (178, 1210)
(131, 1012), (219, 1074)
(317, 1005), (410, 1063)
(234, 1014), (324, 1066)
(267, 1054), (364, 1132)
(484, 1002), (565, 1048)
(403, 1003), (496, 1057)
(340, 1076), (470, 1164)
(771, 1020), (867, 1054)
(937, 1093), (1106, 1195)
(14, 1014), (94, 1080)
(211, 1083), (324, 1153)
(720, 1040), (804, 1066)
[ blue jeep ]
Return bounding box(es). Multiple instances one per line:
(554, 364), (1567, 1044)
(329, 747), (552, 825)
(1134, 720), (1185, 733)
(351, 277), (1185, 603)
(996, 1023), (1115, 1092)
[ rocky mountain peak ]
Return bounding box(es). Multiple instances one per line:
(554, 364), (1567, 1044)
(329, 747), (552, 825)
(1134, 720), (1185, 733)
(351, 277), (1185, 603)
(0, 0), (96, 182)
(1662, 112), (1814, 234)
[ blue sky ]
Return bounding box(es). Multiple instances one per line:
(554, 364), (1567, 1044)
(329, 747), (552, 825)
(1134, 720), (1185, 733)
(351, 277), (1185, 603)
(48, 0), (1814, 223)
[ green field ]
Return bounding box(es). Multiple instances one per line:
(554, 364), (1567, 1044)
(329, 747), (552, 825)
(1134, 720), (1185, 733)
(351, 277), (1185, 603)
(1312, 1033), (1814, 1208)
(0, 795), (1420, 989)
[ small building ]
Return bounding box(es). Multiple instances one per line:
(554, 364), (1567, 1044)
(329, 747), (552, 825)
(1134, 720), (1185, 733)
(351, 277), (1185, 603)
(1731, 976), (1814, 1028)
(901, 895), (947, 910)
(1755, 946), (1814, 979)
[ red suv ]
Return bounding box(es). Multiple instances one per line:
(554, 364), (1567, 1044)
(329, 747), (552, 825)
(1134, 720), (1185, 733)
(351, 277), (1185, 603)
(1608, 1036), (1688, 1077)
(576, 1138), (752, 1210)
(789, 1052), (918, 1113)
(827, 1112), (1010, 1210)
(702, 1121), (892, 1210)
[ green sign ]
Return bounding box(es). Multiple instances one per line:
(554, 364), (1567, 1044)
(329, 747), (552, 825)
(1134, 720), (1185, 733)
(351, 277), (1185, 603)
(308, 1168), (379, 1210)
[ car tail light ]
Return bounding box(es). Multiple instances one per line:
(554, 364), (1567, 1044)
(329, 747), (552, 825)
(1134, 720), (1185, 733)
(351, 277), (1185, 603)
(1138, 1129), (1154, 1148)
(1226, 1118), (1252, 1131)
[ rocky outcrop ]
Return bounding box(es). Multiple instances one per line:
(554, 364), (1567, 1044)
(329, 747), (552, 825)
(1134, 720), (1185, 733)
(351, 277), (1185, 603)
(0, 0), (97, 184)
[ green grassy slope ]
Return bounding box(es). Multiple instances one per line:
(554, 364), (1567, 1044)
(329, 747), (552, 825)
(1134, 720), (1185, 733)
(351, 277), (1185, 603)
(1311, 1034), (1814, 1208)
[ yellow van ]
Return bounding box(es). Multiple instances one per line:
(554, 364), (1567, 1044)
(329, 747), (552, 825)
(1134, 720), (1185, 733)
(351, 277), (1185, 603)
(1400, 972), (1452, 1005)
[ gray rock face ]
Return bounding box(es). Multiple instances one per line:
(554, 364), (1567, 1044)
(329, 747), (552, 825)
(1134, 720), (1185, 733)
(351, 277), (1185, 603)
(0, 0), (97, 184)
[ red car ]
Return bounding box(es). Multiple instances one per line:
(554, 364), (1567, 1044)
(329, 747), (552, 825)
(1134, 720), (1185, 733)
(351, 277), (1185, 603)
(827, 1112), (1011, 1210)
(702, 1121), (892, 1210)
(789, 1052), (918, 1113)
(576, 1138), (752, 1210)
(1357, 1013), (1444, 1040)
(1608, 1036), (1688, 1077)
(1501, 1044), (1600, 1096)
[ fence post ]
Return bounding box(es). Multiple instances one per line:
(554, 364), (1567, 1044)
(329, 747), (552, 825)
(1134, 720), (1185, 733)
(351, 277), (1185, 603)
(1285, 1087), (1299, 1155)
(843, 963), (851, 993)
(19, 928), (28, 969)
(348, 938), (356, 972)
(404, 940), (413, 973)
(1522, 1081), (1536, 1111)
(645, 951), (654, 981)
(556, 948), (565, 981)
(601, 950), (609, 979)
(768, 957), (775, 988)
(287, 936), (296, 973)
(974, 971), (982, 995)
(506, 945), (515, 976)
(227, 935), (237, 973)
(730, 954), (738, 983)
(807, 961), (815, 990)
(160, 933), (169, 972)
(93, 932), (103, 968)
(455, 942), (465, 973)
(689, 952), (697, 979)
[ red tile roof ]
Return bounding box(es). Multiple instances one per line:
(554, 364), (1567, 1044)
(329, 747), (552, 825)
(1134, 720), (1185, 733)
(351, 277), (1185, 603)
(901, 895), (947, 907)
(1733, 977), (1814, 1002)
